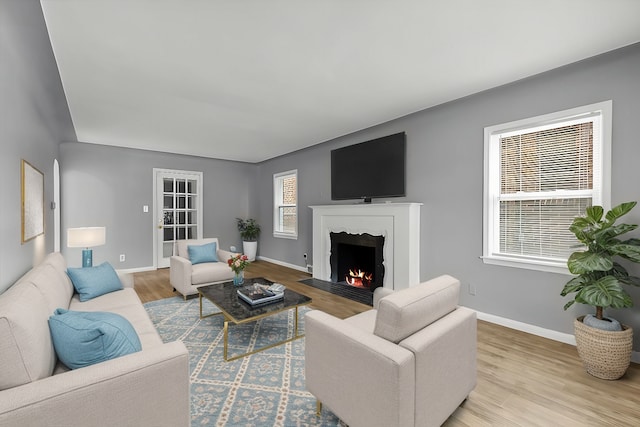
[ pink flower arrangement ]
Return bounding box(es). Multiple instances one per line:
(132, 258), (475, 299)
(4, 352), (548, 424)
(227, 254), (249, 274)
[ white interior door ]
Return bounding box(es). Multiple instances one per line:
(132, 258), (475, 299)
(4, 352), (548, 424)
(154, 169), (203, 268)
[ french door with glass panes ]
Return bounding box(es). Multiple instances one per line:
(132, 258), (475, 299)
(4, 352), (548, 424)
(154, 169), (203, 268)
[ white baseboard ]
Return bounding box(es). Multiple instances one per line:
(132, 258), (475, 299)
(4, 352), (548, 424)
(475, 310), (640, 364)
(256, 256), (309, 274)
(116, 266), (156, 274)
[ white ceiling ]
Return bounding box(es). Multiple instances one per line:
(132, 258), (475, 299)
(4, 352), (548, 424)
(41, 0), (640, 163)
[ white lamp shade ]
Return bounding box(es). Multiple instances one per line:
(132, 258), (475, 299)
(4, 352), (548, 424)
(67, 227), (106, 248)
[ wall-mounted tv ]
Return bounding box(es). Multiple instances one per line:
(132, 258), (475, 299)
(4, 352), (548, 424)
(331, 132), (406, 203)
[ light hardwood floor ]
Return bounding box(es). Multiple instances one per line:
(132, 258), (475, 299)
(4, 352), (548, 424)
(134, 261), (640, 426)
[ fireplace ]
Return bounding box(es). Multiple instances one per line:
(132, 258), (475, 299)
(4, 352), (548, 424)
(310, 203), (422, 292)
(330, 232), (385, 293)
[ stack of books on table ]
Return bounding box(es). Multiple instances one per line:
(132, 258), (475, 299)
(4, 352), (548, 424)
(237, 283), (285, 306)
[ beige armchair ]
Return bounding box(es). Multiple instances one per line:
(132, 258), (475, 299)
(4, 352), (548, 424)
(169, 237), (236, 298)
(305, 275), (476, 427)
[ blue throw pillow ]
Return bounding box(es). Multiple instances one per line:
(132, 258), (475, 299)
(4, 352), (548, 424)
(67, 262), (123, 302)
(48, 308), (142, 369)
(188, 242), (218, 264)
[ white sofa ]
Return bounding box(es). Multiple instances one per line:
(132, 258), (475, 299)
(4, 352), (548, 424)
(0, 252), (190, 427)
(170, 237), (236, 298)
(305, 275), (477, 427)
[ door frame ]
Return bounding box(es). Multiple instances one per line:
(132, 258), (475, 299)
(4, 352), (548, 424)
(53, 159), (60, 252)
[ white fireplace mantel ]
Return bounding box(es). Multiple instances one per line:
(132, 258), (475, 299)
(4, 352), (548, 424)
(310, 203), (422, 290)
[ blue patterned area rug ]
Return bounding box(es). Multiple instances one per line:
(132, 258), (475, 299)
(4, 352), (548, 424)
(144, 297), (343, 427)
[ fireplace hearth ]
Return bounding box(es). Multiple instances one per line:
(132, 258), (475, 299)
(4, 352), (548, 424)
(298, 277), (374, 305)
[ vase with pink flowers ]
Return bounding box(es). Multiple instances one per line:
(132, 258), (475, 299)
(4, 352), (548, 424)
(228, 253), (250, 286)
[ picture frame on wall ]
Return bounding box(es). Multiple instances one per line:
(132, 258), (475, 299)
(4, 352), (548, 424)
(21, 159), (44, 243)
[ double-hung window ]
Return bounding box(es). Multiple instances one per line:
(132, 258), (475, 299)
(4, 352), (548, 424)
(483, 101), (611, 273)
(273, 170), (298, 239)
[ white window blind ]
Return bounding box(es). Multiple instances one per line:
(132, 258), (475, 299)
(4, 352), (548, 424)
(273, 170), (298, 239)
(483, 101), (611, 273)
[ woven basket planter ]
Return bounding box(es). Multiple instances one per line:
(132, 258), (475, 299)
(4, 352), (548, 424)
(574, 315), (633, 380)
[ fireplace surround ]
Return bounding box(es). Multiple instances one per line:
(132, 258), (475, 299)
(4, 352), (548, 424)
(310, 203), (421, 291)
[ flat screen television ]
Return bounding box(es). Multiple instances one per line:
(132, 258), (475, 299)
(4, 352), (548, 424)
(331, 132), (406, 202)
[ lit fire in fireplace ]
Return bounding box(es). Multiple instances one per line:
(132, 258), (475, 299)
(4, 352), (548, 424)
(345, 269), (373, 288)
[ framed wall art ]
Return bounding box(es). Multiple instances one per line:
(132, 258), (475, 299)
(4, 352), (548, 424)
(21, 159), (44, 243)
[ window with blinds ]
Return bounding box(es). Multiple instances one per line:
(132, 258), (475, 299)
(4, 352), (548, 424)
(483, 101), (611, 273)
(273, 170), (298, 239)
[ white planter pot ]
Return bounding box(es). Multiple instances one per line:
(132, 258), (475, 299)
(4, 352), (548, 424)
(243, 241), (258, 262)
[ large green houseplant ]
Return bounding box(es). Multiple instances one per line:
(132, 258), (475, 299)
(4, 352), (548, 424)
(561, 201), (640, 318)
(236, 218), (261, 261)
(236, 218), (261, 241)
(561, 201), (640, 379)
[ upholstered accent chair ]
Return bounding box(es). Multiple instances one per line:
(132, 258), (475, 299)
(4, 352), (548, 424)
(305, 275), (477, 427)
(169, 237), (236, 298)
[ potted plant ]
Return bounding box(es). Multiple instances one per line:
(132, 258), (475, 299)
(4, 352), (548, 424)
(236, 218), (261, 261)
(561, 201), (640, 379)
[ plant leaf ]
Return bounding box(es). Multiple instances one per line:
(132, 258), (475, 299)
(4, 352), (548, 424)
(567, 251), (613, 274)
(612, 262), (629, 277)
(563, 300), (576, 311)
(605, 201), (637, 223)
(586, 205), (604, 222)
(610, 243), (640, 263)
(577, 276), (633, 309)
(570, 216), (593, 230)
(617, 275), (640, 287)
(561, 276), (585, 296)
(593, 224), (637, 244)
(570, 231), (590, 246)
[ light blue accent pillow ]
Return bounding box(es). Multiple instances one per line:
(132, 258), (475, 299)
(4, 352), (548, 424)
(188, 242), (218, 264)
(67, 262), (123, 302)
(48, 308), (142, 369)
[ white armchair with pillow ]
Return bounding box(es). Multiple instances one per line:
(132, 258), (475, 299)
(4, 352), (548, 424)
(170, 237), (237, 298)
(305, 275), (477, 427)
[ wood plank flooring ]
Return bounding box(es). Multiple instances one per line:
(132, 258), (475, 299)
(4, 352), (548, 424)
(133, 260), (371, 318)
(133, 260), (640, 426)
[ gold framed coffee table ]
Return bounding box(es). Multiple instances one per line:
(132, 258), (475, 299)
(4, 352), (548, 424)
(198, 277), (312, 361)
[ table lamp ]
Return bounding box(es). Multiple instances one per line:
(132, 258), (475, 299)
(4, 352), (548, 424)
(67, 227), (106, 267)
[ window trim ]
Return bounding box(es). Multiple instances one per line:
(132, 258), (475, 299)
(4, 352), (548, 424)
(482, 101), (612, 274)
(273, 169), (298, 239)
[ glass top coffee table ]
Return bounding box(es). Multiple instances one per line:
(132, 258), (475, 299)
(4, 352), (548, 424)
(198, 277), (312, 361)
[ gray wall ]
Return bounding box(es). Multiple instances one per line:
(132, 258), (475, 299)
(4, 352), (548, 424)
(0, 0), (76, 293)
(255, 43), (640, 348)
(59, 142), (254, 268)
(3, 0), (639, 350)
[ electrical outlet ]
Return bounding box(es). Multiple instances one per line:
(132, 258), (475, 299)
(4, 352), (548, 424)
(468, 282), (476, 296)
(119, 254), (126, 262)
